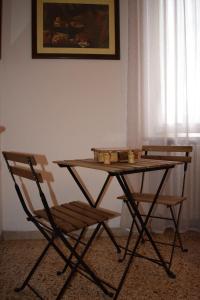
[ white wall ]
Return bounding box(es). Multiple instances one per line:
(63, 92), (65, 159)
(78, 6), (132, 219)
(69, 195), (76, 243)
(0, 32), (4, 235)
(0, 0), (128, 231)
(0, 58), (3, 236)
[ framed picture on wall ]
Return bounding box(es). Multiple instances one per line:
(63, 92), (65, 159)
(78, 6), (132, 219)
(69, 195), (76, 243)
(32, 0), (120, 59)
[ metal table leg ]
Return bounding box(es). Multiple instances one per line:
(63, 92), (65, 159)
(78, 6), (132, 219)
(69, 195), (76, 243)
(113, 169), (176, 300)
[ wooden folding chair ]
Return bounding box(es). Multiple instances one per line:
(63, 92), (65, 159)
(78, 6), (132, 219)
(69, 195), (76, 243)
(117, 145), (192, 268)
(3, 151), (120, 299)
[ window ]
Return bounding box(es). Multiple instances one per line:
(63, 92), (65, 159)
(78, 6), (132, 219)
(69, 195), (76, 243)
(139, 0), (200, 139)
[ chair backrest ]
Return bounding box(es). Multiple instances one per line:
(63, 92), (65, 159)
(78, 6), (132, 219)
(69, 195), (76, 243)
(2, 151), (55, 227)
(140, 145), (193, 196)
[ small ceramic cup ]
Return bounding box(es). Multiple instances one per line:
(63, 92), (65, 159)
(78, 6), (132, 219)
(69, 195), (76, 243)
(128, 150), (135, 164)
(103, 152), (111, 164)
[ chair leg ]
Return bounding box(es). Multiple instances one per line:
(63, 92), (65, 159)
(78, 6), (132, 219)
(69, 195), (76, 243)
(56, 223), (113, 299)
(15, 239), (52, 293)
(169, 204), (188, 268)
(117, 173), (176, 279)
(119, 218), (135, 262)
(57, 228), (86, 276)
(119, 201), (142, 262)
(102, 222), (121, 254)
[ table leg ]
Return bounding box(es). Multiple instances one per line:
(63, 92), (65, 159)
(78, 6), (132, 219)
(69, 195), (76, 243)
(114, 170), (175, 300)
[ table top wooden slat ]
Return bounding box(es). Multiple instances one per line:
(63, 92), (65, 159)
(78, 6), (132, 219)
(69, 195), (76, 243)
(54, 158), (179, 174)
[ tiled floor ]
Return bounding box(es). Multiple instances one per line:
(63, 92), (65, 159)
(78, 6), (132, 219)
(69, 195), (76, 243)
(0, 231), (200, 299)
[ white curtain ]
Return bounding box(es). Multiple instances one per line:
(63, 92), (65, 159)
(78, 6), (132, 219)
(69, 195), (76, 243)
(123, 0), (200, 232)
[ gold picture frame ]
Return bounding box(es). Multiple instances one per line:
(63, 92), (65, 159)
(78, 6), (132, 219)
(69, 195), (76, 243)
(32, 0), (120, 59)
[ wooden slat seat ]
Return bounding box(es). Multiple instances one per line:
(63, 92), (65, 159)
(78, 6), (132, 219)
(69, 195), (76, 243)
(34, 201), (119, 234)
(68, 201), (120, 219)
(117, 193), (186, 206)
(34, 209), (76, 233)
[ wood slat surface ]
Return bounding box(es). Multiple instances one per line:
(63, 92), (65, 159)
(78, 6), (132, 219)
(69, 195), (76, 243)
(68, 202), (110, 221)
(10, 166), (43, 182)
(142, 145), (193, 153)
(62, 201), (118, 221)
(70, 201), (120, 219)
(3, 151), (37, 165)
(54, 205), (97, 225)
(62, 202), (102, 222)
(54, 159), (122, 172)
(117, 193), (186, 206)
(34, 201), (119, 234)
(142, 155), (191, 163)
(34, 209), (76, 233)
(54, 159), (178, 174)
(50, 207), (86, 228)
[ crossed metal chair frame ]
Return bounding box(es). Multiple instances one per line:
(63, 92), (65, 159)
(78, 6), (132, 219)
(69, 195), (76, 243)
(3, 151), (121, 299)
(117, 145), (192, 270)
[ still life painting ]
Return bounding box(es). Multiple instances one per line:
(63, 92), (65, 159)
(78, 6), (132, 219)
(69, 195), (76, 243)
(32, 0), (120, 59)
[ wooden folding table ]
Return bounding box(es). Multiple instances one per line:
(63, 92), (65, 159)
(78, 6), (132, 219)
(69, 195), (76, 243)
(54, 158), (179, 299)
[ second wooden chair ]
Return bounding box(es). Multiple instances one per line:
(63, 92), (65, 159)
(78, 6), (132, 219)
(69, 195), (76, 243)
(117, 145), (192, 269)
